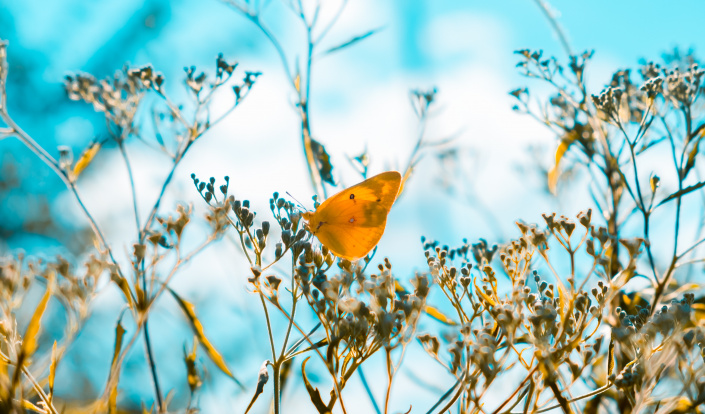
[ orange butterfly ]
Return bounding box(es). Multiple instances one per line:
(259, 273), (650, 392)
(302, 171), (402, 260)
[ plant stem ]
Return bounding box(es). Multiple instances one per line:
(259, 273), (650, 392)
(492, 366), (538, 414)
(532, 0), (573, 58)
(358, 367), (382, 414)
(119, 141), (142, 233)
(259, 294), (279, 414)
(119, 139), (163, 410)
(626, 140), (658, 281)
(1, 103), (126, 281)
(143, 321), (164, 411)
(384, 348), (393, 414)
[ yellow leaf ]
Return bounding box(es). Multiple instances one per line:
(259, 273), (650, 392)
(108, 321), (125, 414)
(21, 399), (44, 412)
(110, 272), (136, 309)
(607, 337), (615, 379)
(394, 279), (456, 325)
(473, 277), (497, 307)
(294, 74), (301, 94)
(300, 357), (330, 413)
(669, 397), (694, 414)
(21, 283), (52, 359)
(548, 140), (569, 195)
(110, 323), (125, 376)
(184, 338), (201, 392)
(49, 340), (58, 404)
(72, 141), (102, 178)
(398, 166), (413, 199)
(394, 279), (409, 296)
(649, 174), (660, 193)
(168, 288), (244, 389)
(424, 305), (457, 326)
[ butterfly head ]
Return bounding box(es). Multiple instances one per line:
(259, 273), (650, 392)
(294, 192), (326, 234)
(300, 210), (321, 235)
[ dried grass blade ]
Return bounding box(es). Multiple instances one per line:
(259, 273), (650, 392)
(657, 181), (705, 207)
(167, 287), (244, 389)
(11, 282), (53, 394)
(72, 140), (102, 178)
(301, 357), (332, 414)
(324, 28), (382, 55)
(48, 340), (58, 404)
(607, 337), (615, 379)
(424, 305), (457, 326)
(108, 321), (125, 414)
(548, 140), (570, 194)
(21, 283), (52, 359)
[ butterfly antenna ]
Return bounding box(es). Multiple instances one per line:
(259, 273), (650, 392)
(286, 191), (310, 212)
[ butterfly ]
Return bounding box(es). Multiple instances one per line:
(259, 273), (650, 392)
(302, 171), (402, 261)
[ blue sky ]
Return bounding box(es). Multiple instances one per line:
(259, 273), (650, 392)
(2, 0), (705, 411)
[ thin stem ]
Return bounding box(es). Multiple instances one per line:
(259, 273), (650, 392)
(209, 79), (256, 128)
(295, 0), (326, 199)
(19, 364), (59, 414)
(358, 367), (382, 414)
(426, 370), (468, 414)
(67, 183), (124, 276)
(532, 0), (573, 58)
(143, 321), (164, 411)
(678, 235), (705, 259)
(101, 320), (143, 403)
(250, 17), (296, 90)
(124, 136), (163, 412)
(1, 113), (64, 179)
(142, 240), (214, 410)
(313, 0), (348, 44)
(278, 260), (299, 358)
(264, 294), (349, 414)
(512, 383), (613, 414)
(1, 103), (125, 279)
(223, 1), (295, 89)
(224, 0), (325, 198)
(298, 0), (314, 107)
(272, 362), (281, 414)
(258, 294), (279, 413)
(384, 348), (393, 414)
(651, 109), (690, 311)
(492, 366), (539, 414)
(119, 141), (142, 232)
(141, 152), (183, 239)
(625, 138), (658, 281)
(150, 236), (215, 306)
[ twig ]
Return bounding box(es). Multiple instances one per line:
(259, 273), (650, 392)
(532, 0), (573, 58)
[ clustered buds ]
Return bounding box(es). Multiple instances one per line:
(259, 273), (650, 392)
(65, 66), (156, 132)
(613, 294), (696, 346)
(592, 86), (624, 123)
(664, 64), (704, 107)
(0, 253), (105, 365)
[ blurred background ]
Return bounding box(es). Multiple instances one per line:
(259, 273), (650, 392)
(1, 0), (704, 412)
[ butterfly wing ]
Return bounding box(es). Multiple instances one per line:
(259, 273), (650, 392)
(306, 171), (402, 260)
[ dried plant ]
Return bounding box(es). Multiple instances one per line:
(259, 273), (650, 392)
(0, 1), (704, 414)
